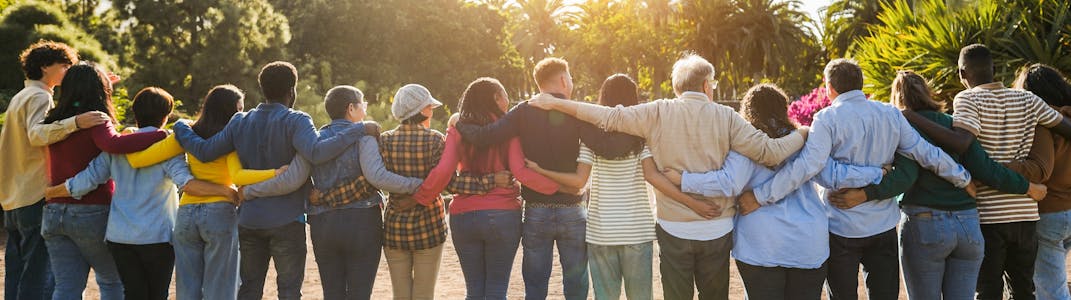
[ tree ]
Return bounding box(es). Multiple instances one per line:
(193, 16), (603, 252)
(0, 1), (116, 93)
(820, 0), (889, 59)
(112, 0), (291, 113)
(854, 0), (1071, 103)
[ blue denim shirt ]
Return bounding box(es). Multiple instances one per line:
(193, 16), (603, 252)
(751, 90), (971, 238)
(682, 151), (883, 268)
(172, 103), (364, 229)
(66, 126), (192, 244)
(307, 120), (422, 215)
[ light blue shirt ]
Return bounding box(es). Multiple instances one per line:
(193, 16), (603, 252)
(682, 151), (883, 268)
(66, 127), (192, 244)
(751, 90), (971, 238)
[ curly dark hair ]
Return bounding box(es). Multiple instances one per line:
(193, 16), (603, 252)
(19, 40), (78, 80)
(1014, 64), (1071, 108)
(739, 84), (796, 138)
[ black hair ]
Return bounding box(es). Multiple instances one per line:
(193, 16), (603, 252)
(401, 113), (429, 125)
(131, 87), (174, 128)
(583, 74), (645, 159)
(258, 61), (298, 105)
(43, 62), (115, 124)
(959, 44), (995, 83)
(324, 86), (363, 120)
(192, 85), (244, 139)
(1014, 64), (1071, 108)
(457, 77), (509, 171)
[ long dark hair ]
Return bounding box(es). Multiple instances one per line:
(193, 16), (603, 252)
(192, 85), (244, 139)
(457, 77), (509, 171)
(43, 62), (115, 124)
(739, 84), (796, 138)
(1014, 64), (1071, 108)
(583, 74), (645, 159)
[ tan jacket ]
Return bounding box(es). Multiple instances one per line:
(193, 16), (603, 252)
(576, 92), (805, 222)
(0, 80), (79, 210)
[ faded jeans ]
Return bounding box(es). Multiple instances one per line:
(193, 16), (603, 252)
(40, 203), (123, 300)
(173, 202), (240, 300)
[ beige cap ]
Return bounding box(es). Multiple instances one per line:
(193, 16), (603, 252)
(392, 84), (442, 120)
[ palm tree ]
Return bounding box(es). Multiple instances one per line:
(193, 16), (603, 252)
(821, 0), (889, 58)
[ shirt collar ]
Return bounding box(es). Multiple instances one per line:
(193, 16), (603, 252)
(329, 119), (355, 127)
(396, 123), (426, 131)
(24, 80), (53, 95)
(136, 126), (159, 133)
(832, 90), (867, 104)
(255, 102), (288, 111)
(975, 82), (1005, 90)
(680, 91), (711, 102)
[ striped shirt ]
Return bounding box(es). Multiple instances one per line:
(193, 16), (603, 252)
(952, 82), (1064, 224)
(579, 144), (656, 245)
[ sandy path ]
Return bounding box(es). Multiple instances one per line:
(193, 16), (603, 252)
(3, 229), (1069, 299)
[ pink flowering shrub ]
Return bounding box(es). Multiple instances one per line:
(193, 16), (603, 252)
(788, 87), (831, 126)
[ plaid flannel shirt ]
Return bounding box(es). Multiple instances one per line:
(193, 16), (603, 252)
(377, 124), (497, 250)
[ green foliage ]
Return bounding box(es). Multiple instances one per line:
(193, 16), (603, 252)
(677, 0), (823, 98)
(113, 0), (291, 114)
(854, 0), (1071, 103)
(0, 1), (116, 91)
(821, 0), (890, 59)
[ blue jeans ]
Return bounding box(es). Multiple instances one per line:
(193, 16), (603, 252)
(237, 221), (307, 300)
(1035, 210), (1071, 300)
(522, 206), (588, 300)
(899, 205), (985, 300)
(40, 203), (122, 300)
(4, 200), (54, 300)
(451, 209), (522, 300)
(588, 242), (653, 300)
(309, 207), (383, 300)
(173, 202), (239, 300)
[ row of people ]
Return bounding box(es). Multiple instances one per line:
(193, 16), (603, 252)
(3, 39), (1070, 300)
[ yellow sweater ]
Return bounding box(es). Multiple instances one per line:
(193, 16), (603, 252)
(126, 135), (276, 205)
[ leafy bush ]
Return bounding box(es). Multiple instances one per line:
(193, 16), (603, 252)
(0, 1), (117, 89)
(854, 0), (1071, 103)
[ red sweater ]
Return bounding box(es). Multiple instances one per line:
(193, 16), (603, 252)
(46, 122), (166, 205)
(414, 126), (558, 215)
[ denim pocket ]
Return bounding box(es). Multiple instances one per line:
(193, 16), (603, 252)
(907, 215), (947, 246)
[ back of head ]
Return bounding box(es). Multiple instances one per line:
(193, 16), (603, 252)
(823, 58), (863, 94)
(44, 62), (114, 124)
(324, 85), (364, 120)
(740, 84), (796, 138)
(891, 70), (944, 112)
(671, 53), (715, 95)
(587, 74), (645, 159)
(19, 40), (77, 80)
(457, 77), (508, 170)
(458, 77), (506, 127)
(258, 61), (298, 105)
(193, 84), (244, 139)
(959, 44), (995, 82)
(533, 57), (569, 90)
(1014, 64), (1071, 108)
(131, 87), (174, 128)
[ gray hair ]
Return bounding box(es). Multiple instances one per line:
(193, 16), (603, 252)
(671, 53), (715, 95)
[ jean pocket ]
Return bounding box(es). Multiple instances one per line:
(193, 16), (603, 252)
(907, 217), (947, 246)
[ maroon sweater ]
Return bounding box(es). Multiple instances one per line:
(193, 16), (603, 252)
(46, 122), (166, 205)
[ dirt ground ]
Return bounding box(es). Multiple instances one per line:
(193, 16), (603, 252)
(2, 229), (1068, 299)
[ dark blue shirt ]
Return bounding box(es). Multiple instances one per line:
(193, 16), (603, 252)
(173, 102), (363, 229)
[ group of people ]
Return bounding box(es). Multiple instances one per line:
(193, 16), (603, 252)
(1, 38), (1070, 300)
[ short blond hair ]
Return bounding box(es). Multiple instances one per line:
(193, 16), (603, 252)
(671, 53), (715, 94)
(533, 57), (569, 87)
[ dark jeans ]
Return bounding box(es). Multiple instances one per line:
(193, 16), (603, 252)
(309, 207), (383, 300)
(521, 206), (588, 300)
(736, 260), (827, 300)
(451, 209), (523, 300)
(237, 221), (307, 300)
(655, 224), (731, 300)
(977, 221), (1038, 300)
(826, 229), (900, 300)
(106, 242), (175, 300)
(4, 200), (53, 300)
